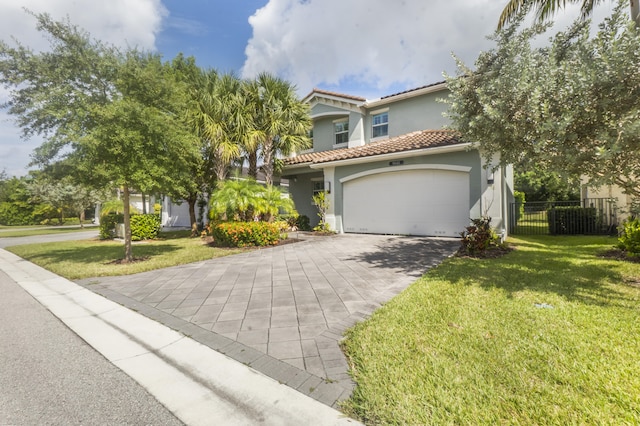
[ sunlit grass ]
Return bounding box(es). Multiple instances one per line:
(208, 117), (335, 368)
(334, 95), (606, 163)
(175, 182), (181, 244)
(342, 235), (640, 425)
(7, 231), (244, 280)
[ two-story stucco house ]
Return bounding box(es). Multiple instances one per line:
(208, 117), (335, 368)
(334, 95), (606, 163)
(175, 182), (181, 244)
(282, 81), (514, 238)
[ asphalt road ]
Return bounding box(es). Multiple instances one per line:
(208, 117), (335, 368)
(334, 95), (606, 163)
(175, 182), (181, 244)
(0, 268), (184, 425)
(0, 229), (99, 248)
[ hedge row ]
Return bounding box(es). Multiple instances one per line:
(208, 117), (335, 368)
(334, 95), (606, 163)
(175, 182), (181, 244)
(211, 221), (281, 247)
(547, 206), (598, 235)
(99, 213), (161, 241)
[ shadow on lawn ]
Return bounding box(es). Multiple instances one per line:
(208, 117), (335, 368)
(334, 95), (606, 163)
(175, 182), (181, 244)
(26, 242), (181, 265)
(344, 236), (460, 278)
(439, 243), (635, 308)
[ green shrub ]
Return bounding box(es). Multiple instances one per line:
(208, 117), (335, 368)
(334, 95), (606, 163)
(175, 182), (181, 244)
(459, 217), (499, 254)
(211, 221), (280, 247)
(0, 201), (36, 226)
(99, 213), (160, 240)
(130, 214), (161, 241)
(547, 206), (598, 235)
(99, 213), (124, 239)
(513, 190), (525, 222)
(618, 217), (640, 255)
(280, 214), (311, 231)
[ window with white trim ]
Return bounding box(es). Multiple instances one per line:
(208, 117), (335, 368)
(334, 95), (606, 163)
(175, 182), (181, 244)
(372, 112), (388, 138)
(334, 120), (349, 144)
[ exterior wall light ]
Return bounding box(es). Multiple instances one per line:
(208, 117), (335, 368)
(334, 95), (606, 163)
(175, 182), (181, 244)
(486, 168), (495, 185)
(325, 181), (331, 194)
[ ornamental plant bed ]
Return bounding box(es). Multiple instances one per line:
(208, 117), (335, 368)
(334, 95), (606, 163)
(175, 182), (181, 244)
(203, 235), (303, 249)
(455, 244), (514, 259)
(599, 248), (640, 264)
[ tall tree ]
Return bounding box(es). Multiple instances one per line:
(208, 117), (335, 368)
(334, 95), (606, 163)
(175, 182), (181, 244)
(0, 12), (198, 261)
(243, 73), (312, 185)
(172, 56), (247, 234)
(498, 0), (640, 29)
(447, 4), (640, 208)
(166, 54), (209, 235)
(28, 175), (103, 226)
(194, 70), (249, 184)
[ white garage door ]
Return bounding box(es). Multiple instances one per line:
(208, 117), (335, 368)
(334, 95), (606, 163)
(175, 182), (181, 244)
(342, 169), (469, 237)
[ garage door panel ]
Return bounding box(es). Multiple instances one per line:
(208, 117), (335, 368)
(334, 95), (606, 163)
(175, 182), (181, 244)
(343, 169), (469, 237)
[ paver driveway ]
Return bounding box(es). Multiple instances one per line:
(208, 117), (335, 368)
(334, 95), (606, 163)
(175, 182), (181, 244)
(78, 233), (458, 407)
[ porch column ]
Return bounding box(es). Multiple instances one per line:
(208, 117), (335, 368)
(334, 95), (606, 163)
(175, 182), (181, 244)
(322, 166), (342, 233)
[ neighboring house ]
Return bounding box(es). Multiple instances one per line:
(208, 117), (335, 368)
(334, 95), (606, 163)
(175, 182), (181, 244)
(581, 180), (634, 224)
(282, 82), (514, 238)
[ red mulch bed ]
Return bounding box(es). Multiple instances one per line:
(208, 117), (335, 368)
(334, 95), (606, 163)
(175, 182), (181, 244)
(599, 248), (640, 263)
(455, 245), (515, 259)
(106, 256), (150, 265)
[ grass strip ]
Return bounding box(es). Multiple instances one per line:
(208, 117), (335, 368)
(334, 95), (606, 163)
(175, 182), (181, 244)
(6, 232), (243, 280)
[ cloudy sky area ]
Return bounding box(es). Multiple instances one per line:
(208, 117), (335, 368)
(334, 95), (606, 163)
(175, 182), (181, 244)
(0, 0), (614, 176)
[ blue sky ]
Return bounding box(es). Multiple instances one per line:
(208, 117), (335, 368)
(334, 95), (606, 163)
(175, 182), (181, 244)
(0, 0), (614, 177)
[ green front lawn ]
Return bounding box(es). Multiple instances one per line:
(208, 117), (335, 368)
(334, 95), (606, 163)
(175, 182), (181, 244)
(6, 231), (243, 279)
(342, 236), (640, 425)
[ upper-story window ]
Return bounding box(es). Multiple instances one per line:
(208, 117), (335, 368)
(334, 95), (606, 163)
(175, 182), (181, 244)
(334, 120), (349, 145)
(372, 111), (388, 138)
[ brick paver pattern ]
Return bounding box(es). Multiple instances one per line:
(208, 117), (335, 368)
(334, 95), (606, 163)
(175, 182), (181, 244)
(79, 233), (458, 407)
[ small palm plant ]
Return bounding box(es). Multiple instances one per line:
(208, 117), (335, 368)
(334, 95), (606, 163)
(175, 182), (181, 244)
(209, 178), (261, 222)
(312, 191), (331, 232)
(209, 177), (297, 223)
(255, 185), (296, 222)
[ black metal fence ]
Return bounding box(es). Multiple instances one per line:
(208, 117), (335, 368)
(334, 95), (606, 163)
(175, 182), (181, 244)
(509, 198), (618, 235)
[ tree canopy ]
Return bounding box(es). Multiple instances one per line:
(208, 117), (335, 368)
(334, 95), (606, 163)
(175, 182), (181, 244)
(498, 0), (640, 29)
(446, 3), (640, 206)
(0, 12), (198, 261)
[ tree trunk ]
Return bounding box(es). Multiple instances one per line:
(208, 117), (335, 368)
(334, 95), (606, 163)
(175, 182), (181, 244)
(79, 210), (85, 229)
(262, 138), (274, 186)
(142, 193), (147, 214)
(187, 194), (198, 237)
(632, 0), (640, 24)
(123, 185), (133, 263)
(248, 151), (258, 179)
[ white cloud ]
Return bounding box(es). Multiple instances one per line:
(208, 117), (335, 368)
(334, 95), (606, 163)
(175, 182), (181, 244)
(241, 0), (616, 96)
(0, 0), (168, 176)
(0, 0), (167, 51)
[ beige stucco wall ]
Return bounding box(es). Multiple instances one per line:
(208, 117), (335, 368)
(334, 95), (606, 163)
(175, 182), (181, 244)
(581, 180), (633, 223)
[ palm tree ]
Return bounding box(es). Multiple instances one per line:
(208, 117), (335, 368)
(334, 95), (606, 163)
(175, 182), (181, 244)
(243, 73), (312, 186)
(193, 70), (244, 183)
(498, 0), (640, 29)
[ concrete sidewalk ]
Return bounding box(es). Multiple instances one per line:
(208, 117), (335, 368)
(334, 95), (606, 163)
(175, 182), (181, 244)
(0, 248), (360, 425)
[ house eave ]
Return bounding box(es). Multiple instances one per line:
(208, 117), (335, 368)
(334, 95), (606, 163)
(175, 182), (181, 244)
(365, 82), (448, 108)
(309, 142), (472, 169)
(283, 161), (314, 170)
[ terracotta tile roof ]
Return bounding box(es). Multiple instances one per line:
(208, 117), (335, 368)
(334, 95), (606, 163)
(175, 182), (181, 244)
(304, 88), (366, 102)
(284, 129), (464, 166)
(283, 148), (350, 166)
(380, 81), (446, 100)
